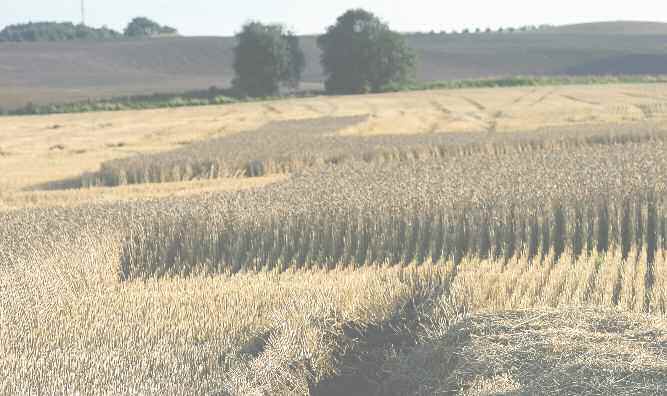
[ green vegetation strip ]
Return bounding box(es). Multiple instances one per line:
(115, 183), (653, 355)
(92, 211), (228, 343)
(382, 74), (667, 91)
(6, 74), (667, 117)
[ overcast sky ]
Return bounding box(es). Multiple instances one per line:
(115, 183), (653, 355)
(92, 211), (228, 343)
(1, 0), (666, 36)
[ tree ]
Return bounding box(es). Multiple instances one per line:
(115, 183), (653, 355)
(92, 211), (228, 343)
(232, 22), (305, 97)
(317, 9), (416, 94)
(285, 34), (306, 90)
(0, 22), (121, 42)
(124, 17), (177, 37)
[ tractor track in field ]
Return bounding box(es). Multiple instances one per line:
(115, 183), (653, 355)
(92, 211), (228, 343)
(560, 94), (601, 106)
(530, 89), (556, 106)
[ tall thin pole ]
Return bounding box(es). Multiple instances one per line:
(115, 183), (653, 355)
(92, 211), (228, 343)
(81, 0), (85, 25)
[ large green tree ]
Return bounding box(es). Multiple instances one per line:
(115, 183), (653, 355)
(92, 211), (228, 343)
(232, 22), (305, 97)
(317, 9), (416, 94)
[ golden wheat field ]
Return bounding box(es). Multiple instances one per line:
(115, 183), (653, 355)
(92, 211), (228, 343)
(3, 83), (667, 395)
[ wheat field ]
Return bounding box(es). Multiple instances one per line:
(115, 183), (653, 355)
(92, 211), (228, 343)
(3, 83), (667, 394)
(2, 83), (667, 191)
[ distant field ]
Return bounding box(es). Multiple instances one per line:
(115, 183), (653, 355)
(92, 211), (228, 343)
(2, 21), (667, 110)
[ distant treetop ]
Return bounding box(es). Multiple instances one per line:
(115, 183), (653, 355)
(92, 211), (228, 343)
(0, 17), (179, 43)
(318, 9), (416, 94)
(232, 22), (305, 97)
(124, 17), (178, 38)
(0, 22), (121, 42)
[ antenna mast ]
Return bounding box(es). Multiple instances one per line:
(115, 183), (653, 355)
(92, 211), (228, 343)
(81, 0), (86, 26)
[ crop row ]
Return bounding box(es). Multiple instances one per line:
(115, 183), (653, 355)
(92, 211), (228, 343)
(114, 137), (667, 279)
(6, 131), (667, 285)
(47, 119), (667, 189)
(2, 128), (667, 371)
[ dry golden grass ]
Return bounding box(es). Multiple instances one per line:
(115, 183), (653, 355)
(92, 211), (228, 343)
(4, 251), (667, 394)
(71, 117), (664, 188)
(2, 135), (667, 394)
(401, 305), (667, 395)
(4, 84), (667, 394)
(0, 176), (284, 211)
(2, 83), (667, 193)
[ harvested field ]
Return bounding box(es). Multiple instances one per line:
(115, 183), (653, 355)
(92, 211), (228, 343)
(2, 83), (667, 193)
(0, 176), (284, 212)
(394, 306), (667, 395)
(3, 83), (667, 394)
(3, 243), (667, 393)
(104, 138), (667, 280)
(69, 118), (667, 188)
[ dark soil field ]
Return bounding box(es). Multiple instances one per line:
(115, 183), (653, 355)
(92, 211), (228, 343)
(1, 21), (667, 110)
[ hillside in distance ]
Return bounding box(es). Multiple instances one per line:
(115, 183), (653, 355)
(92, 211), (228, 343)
(543, 20), (667, 35)
(1, 21), (667, 110)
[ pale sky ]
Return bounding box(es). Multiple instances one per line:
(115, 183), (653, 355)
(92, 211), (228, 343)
(1, 0), (666, 36)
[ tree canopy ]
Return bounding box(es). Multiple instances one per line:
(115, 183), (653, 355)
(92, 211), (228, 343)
(232, 22), (305, 97)
(0, 22), (120, 42)
(124, 17), (177, 37)
(317, 9), (416, 94)
(0, 18), (179, 42)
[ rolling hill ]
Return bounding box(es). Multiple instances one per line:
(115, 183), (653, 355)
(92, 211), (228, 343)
(544, 20), (667, 35)
(0, 21), (666, 110)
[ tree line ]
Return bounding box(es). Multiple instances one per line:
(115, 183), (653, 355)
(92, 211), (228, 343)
(0, 17), (177, 42)
(1, 9), (417, 98)
(233, 9), (416, 96)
